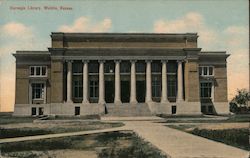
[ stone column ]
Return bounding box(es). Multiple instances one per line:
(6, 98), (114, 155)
(161, 60), (169, 103)
(130, 60), (137, 104)
(66, 60), (73, 103)
(82, 60), (89, 104)
(177, 60), (184, 102)
(146, 60), (152, 103)
(98, 60), (105, 104)
(114, 60), (122, 104)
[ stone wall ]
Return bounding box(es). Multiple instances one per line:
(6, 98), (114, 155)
(184, 60), (200, 102)
(50, 60), (64, 103)
(15, 65), (29, 104)
(214, 65), (228, 102)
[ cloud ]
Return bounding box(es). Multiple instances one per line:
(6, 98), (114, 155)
(58, 17), (112, 32)
(153, 12), (249, 100)
(0, 22), (48, 111)
(1, 22), (33, 38)
(154, 12), (218, 49)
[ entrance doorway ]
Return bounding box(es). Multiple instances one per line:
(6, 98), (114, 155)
(121, 81), (130, 103)
(137, 81), (146, 103)
(105, 81), (114, 103)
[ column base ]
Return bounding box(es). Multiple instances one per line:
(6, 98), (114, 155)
(98, 100), (106, 105)
(130, 100), (138, 104)
(146, 99), (153, 103)
(160, 100), (170, 104)
(82, 100), (89, 104)
(176, 99), (184, 103)
(66, 100), (73, 104)
(114, 100), (122, 105)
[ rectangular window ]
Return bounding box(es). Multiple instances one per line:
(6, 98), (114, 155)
(75, 107), (80, 116)
(200, 82), (212, 98)
(30, 66), (47, 77)
(104, 62), (115, 73)
(73, 77), (83, 99)
(199, 66), (214, 77)
(31, 107), (36, 116)
(31, 67), (35, 76)
(89, 62), (99, 73)
(167, 75), (177, 97)
(32, 83), (45, 99)
(152, 77), (161, 97)
(39, 107), (44, 116)
(136, 62), (145, 73)
(152, 62), (161, 73)
(121, 61), (130, 73)
(209, 67), (213, 75)
(90, 80), (99, 99)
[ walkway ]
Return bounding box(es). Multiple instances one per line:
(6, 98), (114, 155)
(124, 121), (249, 158)
(0, 118), (249, 158)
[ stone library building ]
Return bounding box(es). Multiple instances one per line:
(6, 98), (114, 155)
(13, 32), (230, 116)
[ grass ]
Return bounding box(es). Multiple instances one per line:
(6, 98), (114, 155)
(190, 128), (249, 151)
(167, 124), (249, 151)
(0, 115), (35, 125)
(164, 114), (250, 123)
(0, 131), (168, 158)
(0, 121), (124, 139)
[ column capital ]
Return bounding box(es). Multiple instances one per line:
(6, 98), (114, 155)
(98, 60), (105, 63)
(176, 60), (184, 63)
(145, 60), (152, 63)
(82, 60), (89, 63)
(65, 60), (73, 63)
(114, 59), (121, 63)
(161, 60), (168, 63)
(130, 60), (137, 63)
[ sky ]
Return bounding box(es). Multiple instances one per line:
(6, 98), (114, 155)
(0, 0), (249, 112)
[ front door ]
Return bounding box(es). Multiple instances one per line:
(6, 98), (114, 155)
(121, 81), (130, 103)
(137, 81), (146, 103)
(105, 81), (114, 103)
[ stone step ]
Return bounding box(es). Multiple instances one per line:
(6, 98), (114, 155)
(104, 103), (152, 116)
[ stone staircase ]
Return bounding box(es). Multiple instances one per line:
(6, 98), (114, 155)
(104, 103), (152, 116)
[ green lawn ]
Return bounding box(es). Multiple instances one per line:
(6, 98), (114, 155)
(164, 114), (250, 123)
(190, 128), (249, 151)
(1, 131), (168, 158)
(167, 125), (249, 151)
(0, 113), (35, 125)
(0, 121), (124, 139)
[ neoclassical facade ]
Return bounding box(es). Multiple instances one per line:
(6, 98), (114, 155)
(13, 33), (230, 116)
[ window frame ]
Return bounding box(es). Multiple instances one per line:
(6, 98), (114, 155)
(200, 81), (213, 98)
(152, 76), (161, 97)
(32, 83), (45, 100)
(30, 66), (47, 77)
(199, 66), (214, 77)
(90, 80), (99, 99)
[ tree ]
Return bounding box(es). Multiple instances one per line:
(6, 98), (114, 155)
(230, 89), (250, 113)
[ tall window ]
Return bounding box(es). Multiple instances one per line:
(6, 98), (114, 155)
(104, 61), (115, 73)
(136, 62), (145, 73)
(199, 66), (213, 76)
(73, 77), (83, 99)
(167, 75), (177, 97)
(30, 66), (47, 77)
(152, 62), (161, 73)
(89, 61), (99, 73)
(72, 62), (83, 100)
(152, 77), (161, 97)
(90, 80), (99, 99)
(200, 82), (212, 98)
(120, 61), (130, 73)
(32, 83), (44, 99)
